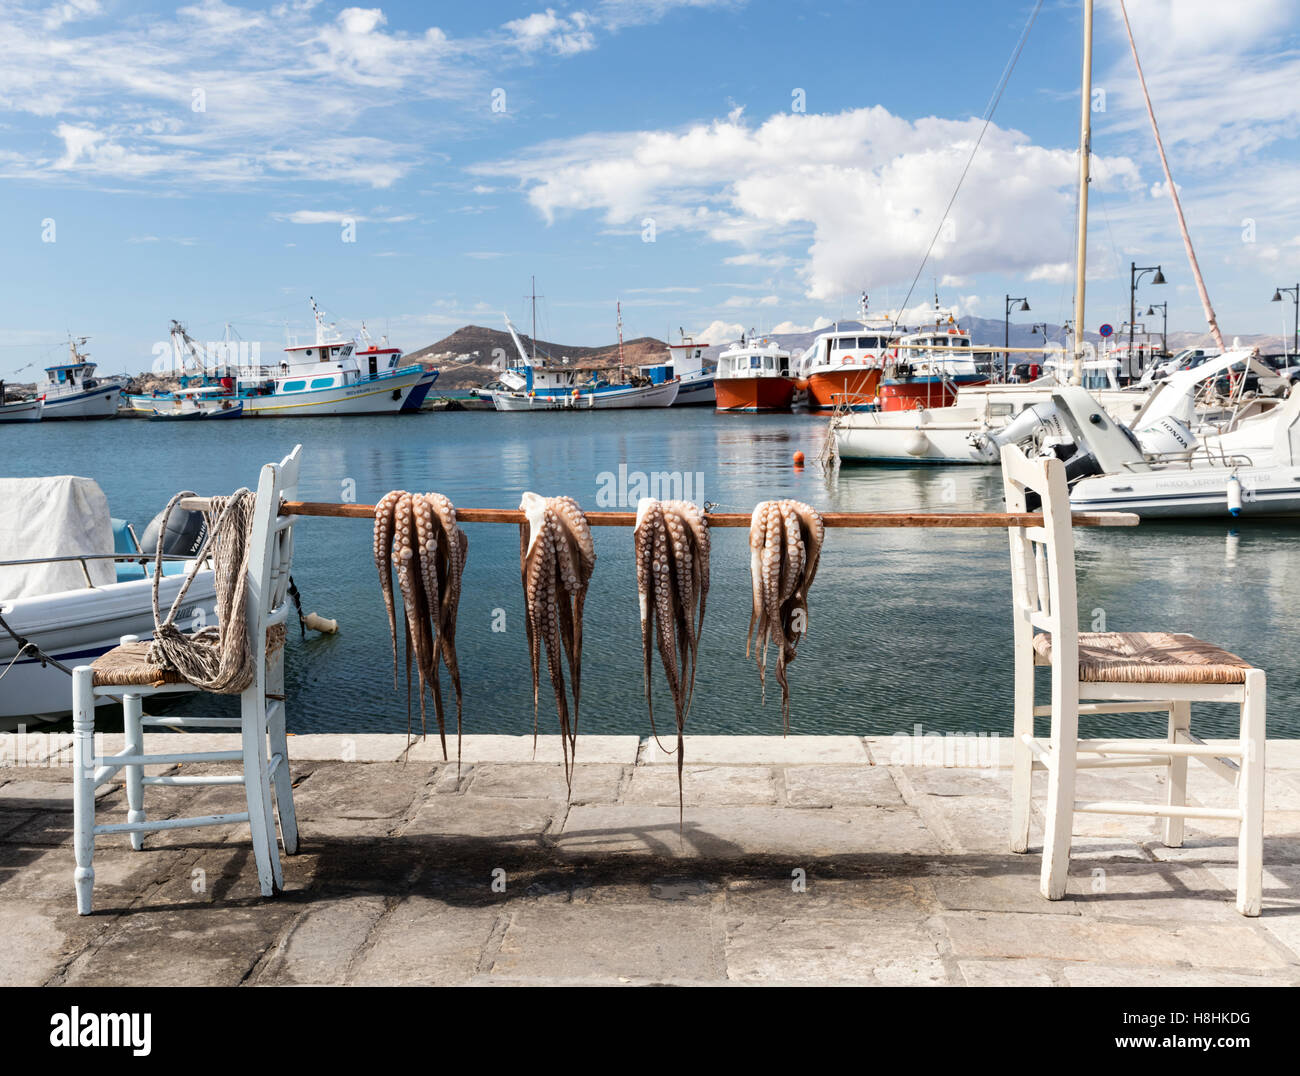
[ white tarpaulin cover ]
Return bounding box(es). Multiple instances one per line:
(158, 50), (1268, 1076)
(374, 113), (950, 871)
(0, 476), (115, 601)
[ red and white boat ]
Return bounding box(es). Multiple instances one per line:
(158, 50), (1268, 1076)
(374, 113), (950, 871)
(794, 295), (902, 411)
(714, 337), (797, 412)
(877, 317), (987, 412)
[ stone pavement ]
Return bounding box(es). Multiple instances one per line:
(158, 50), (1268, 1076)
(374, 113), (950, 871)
(2, 732), (1298, 986)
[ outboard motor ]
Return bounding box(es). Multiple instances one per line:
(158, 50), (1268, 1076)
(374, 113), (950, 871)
(989, 400), (1070, 453)
(1134, 414), (1197, 458)
(139, 506), (208, 558)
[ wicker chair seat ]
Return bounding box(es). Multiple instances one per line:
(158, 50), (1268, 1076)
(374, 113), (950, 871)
(90, 624), (287, 688)
(1032, 630), (1253, 685)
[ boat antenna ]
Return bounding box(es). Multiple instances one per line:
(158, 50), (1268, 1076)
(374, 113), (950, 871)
(1117, 0), (1225, 350)
(1071, 0), (1093, 385)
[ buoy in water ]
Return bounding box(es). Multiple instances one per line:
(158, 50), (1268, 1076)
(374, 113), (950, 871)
(303, 612), (339, 634)
(792, 451), (805, 466)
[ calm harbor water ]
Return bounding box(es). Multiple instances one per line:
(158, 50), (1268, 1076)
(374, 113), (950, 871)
(5, 409), (1298, 739)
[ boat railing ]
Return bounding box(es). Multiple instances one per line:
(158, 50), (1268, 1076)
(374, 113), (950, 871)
(0, 553), (200, 589)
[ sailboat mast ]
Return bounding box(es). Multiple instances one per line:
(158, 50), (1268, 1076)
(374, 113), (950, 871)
(1118, 0), (1225, 350)
(530, 275), (537, 364)
(1072, 0), (1093, 386)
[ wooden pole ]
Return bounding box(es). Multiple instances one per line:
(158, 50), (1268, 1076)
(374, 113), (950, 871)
(263, 500), (1138, 529)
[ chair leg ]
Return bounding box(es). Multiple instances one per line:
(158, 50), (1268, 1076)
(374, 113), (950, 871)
(1009, 656), (1035, 853)
(1164, 700), (1190, 848)
(123, 692), (146, 851)
(1237, 670), (1266, 917)
(72, 667), (97, 915)
(240, 690), (283, 897)
(1039, 680), (1079, 901)
(266, 652), (299, 855)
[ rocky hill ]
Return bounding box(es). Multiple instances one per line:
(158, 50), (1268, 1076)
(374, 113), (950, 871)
(408, 325), (669, 389)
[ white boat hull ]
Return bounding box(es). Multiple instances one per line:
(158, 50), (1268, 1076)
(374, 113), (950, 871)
(0, 398), (42, 423)
(834, 407), (995, 465)
(1069, 465), (1300, 518)
(491, 380), (681, 410)
(0, 571), (217, 725)
(673, 374), (716, 406)
(241, 369), (424, 416)
(40, 383), (121, 420)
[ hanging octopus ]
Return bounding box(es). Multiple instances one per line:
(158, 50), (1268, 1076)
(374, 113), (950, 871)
(374, 491), (469, 758)
(633, 498), (710, 816)
(519, 493), (595, 785)
(747, 499), (825, 732)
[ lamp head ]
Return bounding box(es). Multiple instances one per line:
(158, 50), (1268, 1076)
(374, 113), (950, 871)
(1272, 290), (1283, 302)
(1152, 268), (1166, 285)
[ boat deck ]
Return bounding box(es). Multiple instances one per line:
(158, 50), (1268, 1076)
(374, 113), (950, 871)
(3, 733), (1298, 986)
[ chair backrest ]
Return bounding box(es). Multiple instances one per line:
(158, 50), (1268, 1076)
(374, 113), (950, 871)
(244, 445), (302, 666)
(1000, 443), (1079, 683)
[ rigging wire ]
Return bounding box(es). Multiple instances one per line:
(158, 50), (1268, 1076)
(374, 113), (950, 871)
(889, 0), (1045, 334)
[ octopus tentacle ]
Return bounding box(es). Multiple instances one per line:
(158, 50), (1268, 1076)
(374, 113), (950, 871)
(373, 490), (405, 688)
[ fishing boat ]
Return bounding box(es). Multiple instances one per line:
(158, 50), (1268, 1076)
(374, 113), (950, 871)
(0, 477), (216, 727)
(128, 305), (429, 418)
(714, 336), (797, 412)
(36, 337), (124, 420)
(485, 305), (680, 410)
(878, 315), (987, 411)
(149, 385), (244, 420)
(794, 295), (903, 411)
(641, 333), (715, 406)
(0, 381), (42, 423)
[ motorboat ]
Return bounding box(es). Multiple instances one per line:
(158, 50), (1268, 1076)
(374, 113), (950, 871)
(0, 381), (42, 423)
(641, 335), (715, 406)
(0, 477), (216, 727)
(36, 337), (124, 420)
(714, 336), (797, 412)
(149, 385), (244, 420)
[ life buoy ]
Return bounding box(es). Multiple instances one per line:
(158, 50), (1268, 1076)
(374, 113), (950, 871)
(844, 356), (856, 365)
(913, 398), (926, 410)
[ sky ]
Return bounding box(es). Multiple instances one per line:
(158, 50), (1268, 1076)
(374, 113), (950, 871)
(1, 0), (1299, 378)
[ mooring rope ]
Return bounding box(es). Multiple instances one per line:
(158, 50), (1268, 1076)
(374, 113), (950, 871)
(146, 488), (258, 694)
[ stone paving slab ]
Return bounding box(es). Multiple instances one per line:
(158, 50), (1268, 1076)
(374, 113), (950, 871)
(1, 734), (1298, 986)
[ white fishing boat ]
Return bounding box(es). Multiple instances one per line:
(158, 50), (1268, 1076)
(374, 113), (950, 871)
(485, 308), (680, 411)
(0, 381), (42, 423)
(0, 477), (216, 727)
(36, 337), (124, 420)
(640, 334), (715, 406)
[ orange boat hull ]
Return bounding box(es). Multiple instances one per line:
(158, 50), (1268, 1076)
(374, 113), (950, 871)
(715, 376), (796, 412)
(806, 367), (882, 410)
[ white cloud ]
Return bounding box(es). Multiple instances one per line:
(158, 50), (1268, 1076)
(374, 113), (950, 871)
(692, 319), (744, 344)
(504, 9), (595, 56)
(722, 294), (778, 308)
(478, 107), (1140, 302)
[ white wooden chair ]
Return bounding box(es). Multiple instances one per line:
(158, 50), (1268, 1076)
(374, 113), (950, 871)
(1001, 443), (1265, 916)
(71, 446), (303, 915)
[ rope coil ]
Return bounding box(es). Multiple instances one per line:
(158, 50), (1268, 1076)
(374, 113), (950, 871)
(146, 488), (258, 694)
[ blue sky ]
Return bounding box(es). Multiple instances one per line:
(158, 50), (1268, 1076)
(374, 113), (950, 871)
(2, 0), (1299, 378)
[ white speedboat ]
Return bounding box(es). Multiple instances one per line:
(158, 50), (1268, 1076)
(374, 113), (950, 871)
(0, 477), (216, 727)
(36, 337), (124, 420)
(1033, 378), (1300, 519)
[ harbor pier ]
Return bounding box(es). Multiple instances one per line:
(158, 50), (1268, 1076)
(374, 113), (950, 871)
(2, 733), (1298, 987)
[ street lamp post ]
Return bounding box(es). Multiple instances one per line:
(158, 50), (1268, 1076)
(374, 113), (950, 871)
(1145, 301), (1168, 358)
(1272, 285), (1299, 359)
(1004, 294), (1030, 381)
(1129, 262), (1165, 376)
